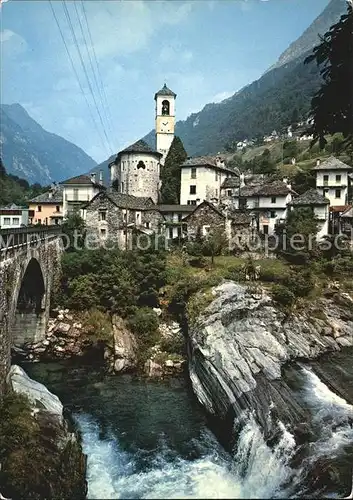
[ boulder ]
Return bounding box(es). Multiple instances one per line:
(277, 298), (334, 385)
(144, 359), (163, 377)
(112, 316), (137, 372)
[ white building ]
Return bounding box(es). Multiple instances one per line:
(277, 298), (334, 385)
(313, 156), (353, 207)
(289, 188), (330, 239)
(155, 83), (176, 164)
(61, 173), (105, 218)
(109, 140), (162, 204)
(180, 156), (237, 206)
(0, 204), (29, 229)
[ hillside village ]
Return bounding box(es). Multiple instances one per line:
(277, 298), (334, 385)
(1, 83), (352, 249)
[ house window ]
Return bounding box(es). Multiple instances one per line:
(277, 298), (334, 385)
(169, 227), (174, 239)
(239, 198), (247, 209)
(191, 167), (197, 179)
(56, 205), (60, 212)
(271, 197), (276, 204)
(335, 189), (341, 199)
(202, 225), (211, 236)
(99, 210), (107, 221)
(215, 171), (219, 182)
(187, 200), (197, 205)
(323, 188), (329, 196)
(100, 228), (107, 239)
(121, 182), (124, 193)
(336, 174), (341, 183)
(145, 222), (150, 229)
(178, 214), (182, 222)
(3, 217), (10, 225)
(73, 189), (79, 201)
(270, 211), (276, 219)
(54, 218), (59, 225)
(323, 175), (329, 185)
(190, 185), (196, 195)
(38, 205), (42, 212)
(37, 218), (42, 224)
(263, 225), (269, 235)
(227, 190), (232, 197)
(12, 217), (20, 225)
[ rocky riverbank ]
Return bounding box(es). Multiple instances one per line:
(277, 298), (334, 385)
(188, 281), (353, 436)
(0, 365), (87, 500)
(12, 309), (186, 378)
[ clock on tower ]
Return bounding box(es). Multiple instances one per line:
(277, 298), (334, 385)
(154, 83), (176, 164)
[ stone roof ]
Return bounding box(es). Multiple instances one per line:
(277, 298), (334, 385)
(0, 203), (26, 210)
(312, 156), (353, 171)
(154, 83), (177, 99)
(60, 174), (104, 187)
(341, 206), (353, 218)
(221, 177), (240, 189)
(106, 190), (155, 210)
(116, 139), (162, 160)
(290, 188), (330, 206)
(255, 180), (293, 197)
(239, 185), (260, 197)
(157, 204), (195, 213)
(230, 212), (251, 225)
(183, 200), (225, 220)
(29, 186), (63, 204)
(181, 156), (237, 175)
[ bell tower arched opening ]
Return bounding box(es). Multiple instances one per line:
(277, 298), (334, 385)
(161, 100), (170, 116)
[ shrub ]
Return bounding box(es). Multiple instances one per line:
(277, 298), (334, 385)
(272, 285), (295, 306)
(128, 307), (160, 362)
(80, 308), (113, 343)
(285, 269), (314, 297)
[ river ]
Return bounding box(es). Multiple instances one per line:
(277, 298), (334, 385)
(23, 350), (353, 499)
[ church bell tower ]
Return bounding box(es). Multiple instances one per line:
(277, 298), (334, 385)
(155, 83), (176, 164)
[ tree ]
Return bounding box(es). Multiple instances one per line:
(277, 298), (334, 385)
(160, 136), (187, 204)
(305, 5), (353, 149)
(62, 212), (86, 251)
(202, 228), (228, 265)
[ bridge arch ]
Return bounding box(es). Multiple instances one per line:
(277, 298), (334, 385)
(12, 257), (47, 347)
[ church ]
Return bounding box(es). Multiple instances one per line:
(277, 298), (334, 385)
(108, 83), (177, 204)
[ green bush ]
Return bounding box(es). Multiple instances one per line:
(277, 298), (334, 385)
(285, 269), (314, 297)
(272, 284), (295, 306)
(128, 307), (160, 362)
(80, 308), (113, 343)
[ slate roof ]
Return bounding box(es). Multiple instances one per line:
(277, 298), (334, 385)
(157, 204), (195, 213)
(183, 200), (225, 220)
(221, 177), (240, 189)
(238, 185), (260, 197)
(181, 156), (237, 175)
(116, 140), (162, 160)
(341, 206), (353, 218)
(312, 157), (353, 171)
(154, 83), (177, 99)
(29, 186), (63, 204)
(290, 189), (330, 206)
(85, 189), (155, 211)
(230, 212), (251, 225)
(60, 174), (104, 187)
(255, 180), (294, 197)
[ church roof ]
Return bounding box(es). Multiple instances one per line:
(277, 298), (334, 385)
(154, 83), (177, 100)
(116, 140), (162, 160)
(312, 156), (353, 171)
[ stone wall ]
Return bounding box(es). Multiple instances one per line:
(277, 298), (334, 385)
(0, 238), (62, 395)
(186, 202), (225, 238)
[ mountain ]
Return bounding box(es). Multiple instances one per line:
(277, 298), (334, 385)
(0, 104), (97, 185)
(142, 0), (347, 157)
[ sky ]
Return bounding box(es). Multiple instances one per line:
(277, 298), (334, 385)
(1, 0), (330, 163)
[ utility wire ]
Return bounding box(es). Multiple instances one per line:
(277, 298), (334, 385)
(80, 0), (116, 147)
(61, 0), (113, 153)
(49, 0), (110, 157)
(73, 0), (114, 144)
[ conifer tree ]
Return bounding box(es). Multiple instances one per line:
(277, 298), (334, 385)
(160, 136), (187, 204)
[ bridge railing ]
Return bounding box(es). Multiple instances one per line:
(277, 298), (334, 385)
(0, 226), (62, 260)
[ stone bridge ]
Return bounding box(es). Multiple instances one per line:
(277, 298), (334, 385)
(0, 226), (63, 394)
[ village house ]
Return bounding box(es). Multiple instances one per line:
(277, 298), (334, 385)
(84, 189), (165, 248)
(28, 184), (63, 225)
(182, 200), (227, 239)
(179, 156), (237, 206)
(220, 177), (241, 207)
(156, 204), (194, 240)
(340, 206), (353, 236)
(61, 172), (105, 218)
(0, 204), (29, 229)
(313, 156), (353, 208)
(289, 188), (330, 239)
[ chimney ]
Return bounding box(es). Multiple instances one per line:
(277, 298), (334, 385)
(316, 159), (321, 167)
(48, 191), (53, 199)
(240, 173), (245, 188)
(99, 170), (103, 185)
(91, 172), (96, 183)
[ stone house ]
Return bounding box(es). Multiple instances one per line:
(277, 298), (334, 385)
(180, 156), (237, 206)
(220, 177), (240, 207)
(340, 206), (353, 236)
(183, 200), (226, 239)
(84, 189), (165, 248)
(289, 188), (330, 239)
(313, 157), (353, 208)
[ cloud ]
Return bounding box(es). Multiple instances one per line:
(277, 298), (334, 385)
(212, 90), (235, 103)
(0, 29), (27, 56)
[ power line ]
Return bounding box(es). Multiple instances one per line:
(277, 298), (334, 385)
(80, 0), (116, 146)
(48, 0), (110, 157)
(73, 0), (114, 144)
(61, 0), (113, 153)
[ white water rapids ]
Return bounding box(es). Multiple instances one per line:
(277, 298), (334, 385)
(75, 367), (353, 499)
